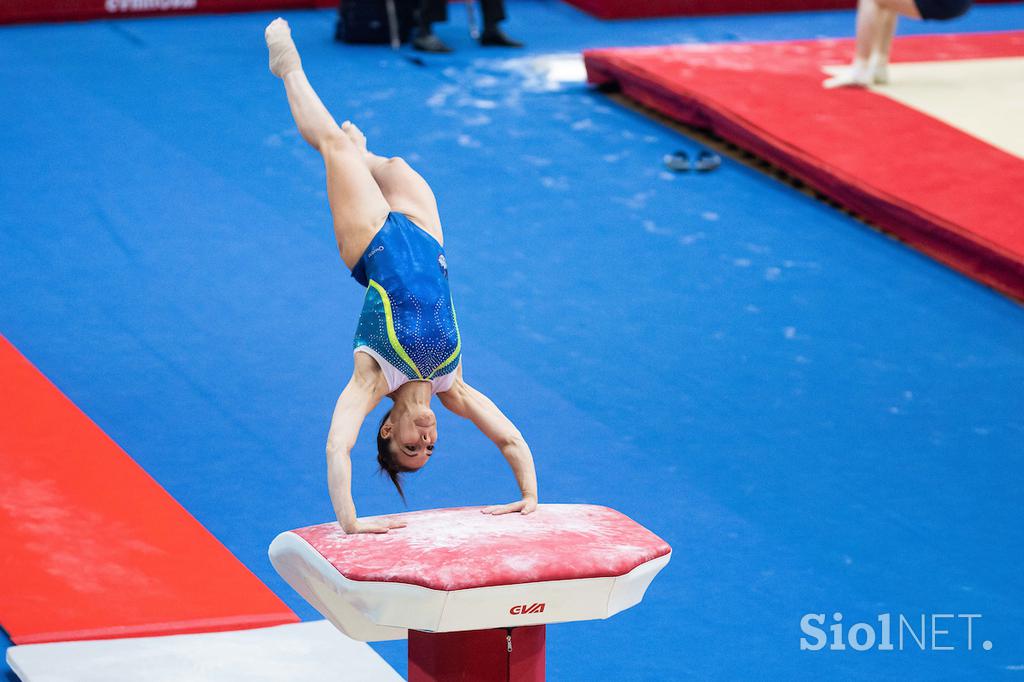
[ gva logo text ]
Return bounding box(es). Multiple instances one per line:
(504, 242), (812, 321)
(509, 602), (545, 615)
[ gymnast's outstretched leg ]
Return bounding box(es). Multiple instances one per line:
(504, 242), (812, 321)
(265, 18), (390, 268)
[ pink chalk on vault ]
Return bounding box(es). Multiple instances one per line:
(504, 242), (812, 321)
(269, 504), (671, 681)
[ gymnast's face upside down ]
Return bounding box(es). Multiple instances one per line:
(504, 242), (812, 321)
(378, 403), (437, 471)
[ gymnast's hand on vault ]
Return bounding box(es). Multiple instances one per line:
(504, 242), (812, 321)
(344, 518), (408, 534)
(482, 497), (538, 516)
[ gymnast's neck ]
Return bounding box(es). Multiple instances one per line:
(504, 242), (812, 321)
(391, 379), (433, 409)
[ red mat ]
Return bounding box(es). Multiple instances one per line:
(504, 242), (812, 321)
(0, 0), (335, 25)
(585, 32), (1024, 301)
(563, 0), (1013, 19)
(564, 0), (847, 19)
(0, 335), (297, 645)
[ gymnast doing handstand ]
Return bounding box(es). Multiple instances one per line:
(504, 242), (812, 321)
(265, 18), (538, 534)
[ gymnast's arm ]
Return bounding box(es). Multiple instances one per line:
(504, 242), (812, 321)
(325, 358), (407, 534)
(439, 368), (539, 515)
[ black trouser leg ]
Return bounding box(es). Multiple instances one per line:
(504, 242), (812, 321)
(479, 0), (506, 31)
(419, 0), (448, 30)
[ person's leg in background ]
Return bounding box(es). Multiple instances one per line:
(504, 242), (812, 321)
(871, 8), (899, 84)
(413, 0), (453, 53)
(824, 0), (928, 88)
(870, 0), (973, 84)
(478, 0), (523, 48)
(824, 0), (888, 88)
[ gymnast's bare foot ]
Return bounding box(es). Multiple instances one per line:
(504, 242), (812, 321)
(341, 120), (391, 170)
(265, 18), (302, 78)
(341, 120), (369, 156)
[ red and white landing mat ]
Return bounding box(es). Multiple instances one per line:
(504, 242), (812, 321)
(6, 621), (402, 682)
(585, 32), (1024, 300)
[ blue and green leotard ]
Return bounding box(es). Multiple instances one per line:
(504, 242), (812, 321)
(351, 212), (461, 394)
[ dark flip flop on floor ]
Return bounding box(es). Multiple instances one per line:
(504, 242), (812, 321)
(663, 150), (691, 172)
(694, 149), (722, 172)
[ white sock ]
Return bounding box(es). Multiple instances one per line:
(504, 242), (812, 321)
(265, 18), (302, 78)
(823, 58), (871, 89)
(869, 52), (890, 85)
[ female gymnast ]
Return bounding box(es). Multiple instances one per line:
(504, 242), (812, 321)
(265, 18), (538, 534)
(824, 0), (972, 88)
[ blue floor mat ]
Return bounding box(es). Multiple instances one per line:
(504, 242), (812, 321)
(2, 1), (1023, 678)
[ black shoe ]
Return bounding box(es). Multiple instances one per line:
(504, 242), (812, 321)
(412, 32), (453, 53)
(479, 28), (523, 48)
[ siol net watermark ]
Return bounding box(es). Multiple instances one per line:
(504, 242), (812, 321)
(800, 613), (992, 652)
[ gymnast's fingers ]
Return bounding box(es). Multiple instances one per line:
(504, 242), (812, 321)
(483, 501), (522, 515)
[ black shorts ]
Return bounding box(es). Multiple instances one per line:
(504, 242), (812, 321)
(913, 0), (971, 20)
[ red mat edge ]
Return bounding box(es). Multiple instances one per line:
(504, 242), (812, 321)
(0, 335), (299, 646)
(584, 50), (1024, 302)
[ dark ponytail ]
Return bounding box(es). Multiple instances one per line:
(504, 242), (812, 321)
(376, 408), (415, 504)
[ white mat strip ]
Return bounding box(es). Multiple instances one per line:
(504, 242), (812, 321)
(7, 620), (403, 682)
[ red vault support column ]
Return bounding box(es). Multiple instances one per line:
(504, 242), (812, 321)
(409, 625), (545, 682)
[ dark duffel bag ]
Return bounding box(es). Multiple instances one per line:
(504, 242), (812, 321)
(335, 0), (417, 45)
